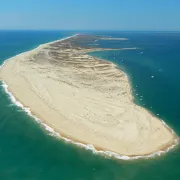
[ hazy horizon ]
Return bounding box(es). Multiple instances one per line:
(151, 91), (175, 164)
(1, 29), (180, 32)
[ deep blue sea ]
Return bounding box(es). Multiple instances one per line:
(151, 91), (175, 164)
(0, 30), (180, 180)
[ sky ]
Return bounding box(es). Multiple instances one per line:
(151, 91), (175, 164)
(0, 0), (180, 30)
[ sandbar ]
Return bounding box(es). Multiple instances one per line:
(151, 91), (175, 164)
(0, 34), (177, 157)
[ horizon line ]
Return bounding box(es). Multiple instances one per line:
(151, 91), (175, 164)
(0, 29), (180, 32)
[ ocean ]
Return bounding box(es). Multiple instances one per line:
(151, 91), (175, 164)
(0, 30), (180, 180)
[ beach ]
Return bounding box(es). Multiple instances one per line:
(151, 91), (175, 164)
(0, 34), (177, 157)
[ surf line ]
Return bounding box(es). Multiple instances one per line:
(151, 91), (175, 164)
(1, 80), (179, 160)
(0, 34), (79, 69)
(0, 35), (179, 161)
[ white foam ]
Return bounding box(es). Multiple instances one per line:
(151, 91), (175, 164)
(0, 34), (79, 68)
(1, 80), (179, 161)
(0, 60), (7, 69)
(0, 35), (179, 161)
(7, 103), (15, 107)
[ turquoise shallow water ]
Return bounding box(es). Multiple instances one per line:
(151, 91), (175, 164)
(0, 30), (180, 180)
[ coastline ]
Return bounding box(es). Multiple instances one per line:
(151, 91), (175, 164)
(0, 81), (178, 160)
(0, 34), (178, 160)
(0, 34), (79, 68)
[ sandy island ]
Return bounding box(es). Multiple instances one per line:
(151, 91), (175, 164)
(0, 34), (178, 157)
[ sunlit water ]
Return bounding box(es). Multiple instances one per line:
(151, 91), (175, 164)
(0, 30), (180, 180)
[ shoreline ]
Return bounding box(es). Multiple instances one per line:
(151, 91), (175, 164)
(0, 81), (178, 160)
(0, 34), (178, 160)
(0, 34), (79, 68)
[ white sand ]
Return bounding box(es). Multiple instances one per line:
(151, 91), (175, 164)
(0, 36), (177, 157)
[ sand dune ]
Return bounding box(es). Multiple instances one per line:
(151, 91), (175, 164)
(0, 35), (177, 157)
